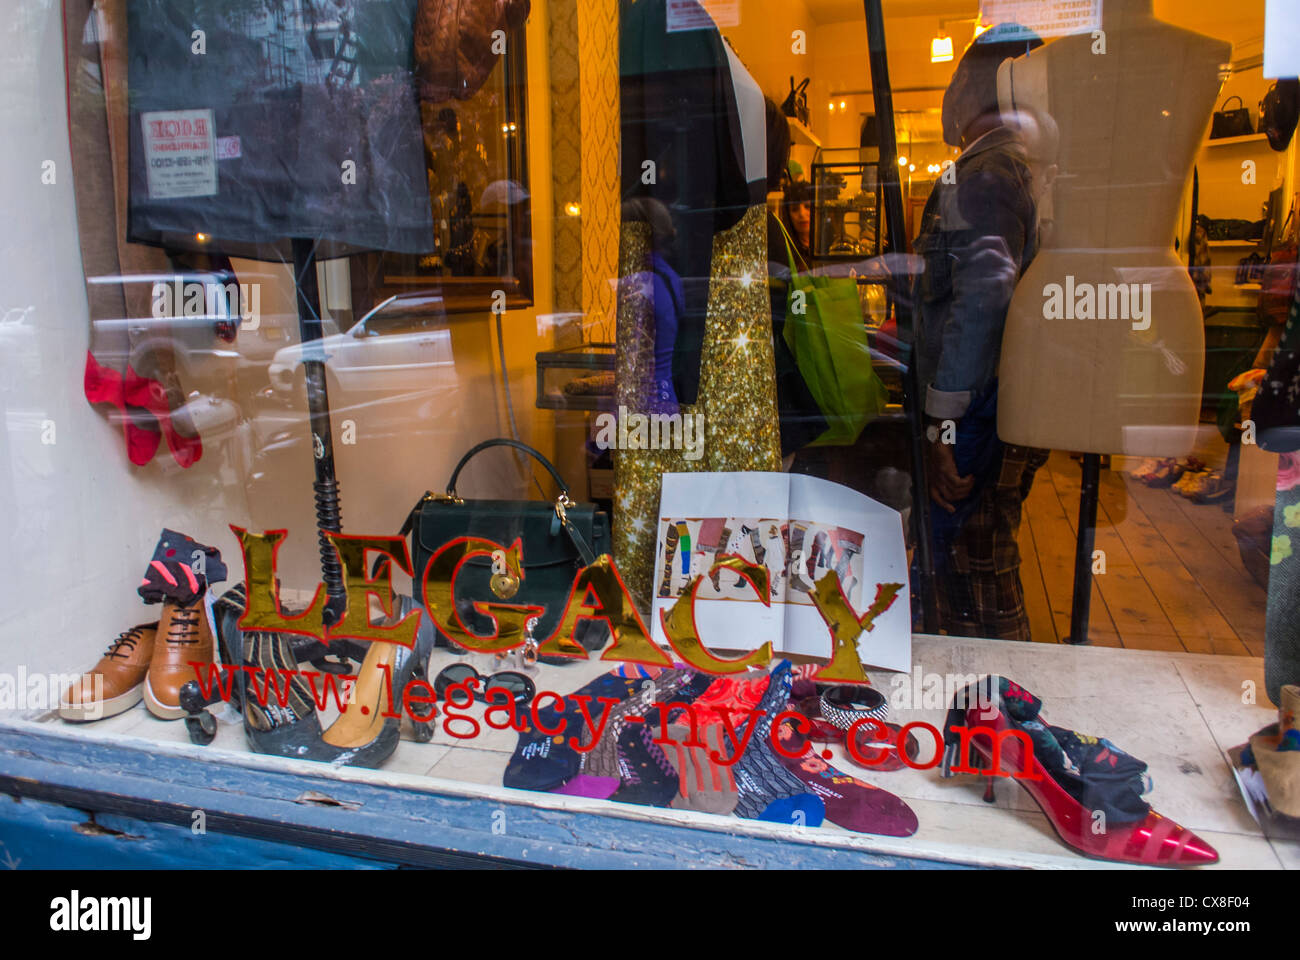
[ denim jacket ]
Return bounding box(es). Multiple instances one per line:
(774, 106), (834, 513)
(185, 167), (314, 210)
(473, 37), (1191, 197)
(913, 126), (1038, 421)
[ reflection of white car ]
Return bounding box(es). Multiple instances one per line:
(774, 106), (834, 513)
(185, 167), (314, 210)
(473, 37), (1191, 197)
(267, 292), (458, 397)
(87, 272), (243, 381)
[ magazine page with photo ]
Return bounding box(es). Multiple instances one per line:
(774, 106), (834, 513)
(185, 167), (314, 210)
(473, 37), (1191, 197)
(650, 472), (910, 673)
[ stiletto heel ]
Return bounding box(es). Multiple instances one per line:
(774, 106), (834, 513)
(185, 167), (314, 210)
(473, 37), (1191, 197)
(943, 676), (1218, 867)
(188, 583), (327, 757)
(965, 748), (996, 802)
(406, 660), (436, 743)
(318, 594), (436, 767)
(951, 737), (995, 801)
(182, 587), (435, 767)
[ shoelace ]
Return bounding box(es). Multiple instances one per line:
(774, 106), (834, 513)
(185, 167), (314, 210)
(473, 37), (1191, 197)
(167, 607), (202, 644)
(104, 628), (141, 660)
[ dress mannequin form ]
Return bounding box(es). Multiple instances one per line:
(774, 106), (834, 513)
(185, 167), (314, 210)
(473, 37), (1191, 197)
(995, 0), (1230, 455)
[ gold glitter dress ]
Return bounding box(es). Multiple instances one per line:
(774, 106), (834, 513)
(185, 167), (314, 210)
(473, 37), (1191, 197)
(613, 204), (782, 609)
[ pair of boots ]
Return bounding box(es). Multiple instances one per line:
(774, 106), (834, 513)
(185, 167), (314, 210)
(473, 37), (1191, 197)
(58, 597), (214, 722)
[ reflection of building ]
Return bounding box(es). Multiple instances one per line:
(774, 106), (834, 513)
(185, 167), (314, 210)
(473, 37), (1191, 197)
(231, 0), (361, 91)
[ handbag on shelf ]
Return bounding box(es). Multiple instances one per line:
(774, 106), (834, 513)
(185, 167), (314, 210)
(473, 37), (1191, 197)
(1261, 80), (1300, 152)
(1237, 250), (1266, 286)
(782, 76), (810, 126)
(1210, 95), (1255, 139)
(1259, 239), (1299, 326)
(1259, 203), (1299, 326)
(396, 439), (611, 656)
(1204, 217), (1264, 241)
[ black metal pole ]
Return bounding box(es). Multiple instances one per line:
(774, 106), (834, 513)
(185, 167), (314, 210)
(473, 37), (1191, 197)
(291, 237), (347, 626)
(1065, 453), (1101, 645)
(862, 0), (938, 634)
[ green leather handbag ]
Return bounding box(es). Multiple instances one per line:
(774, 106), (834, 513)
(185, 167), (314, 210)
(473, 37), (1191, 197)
(398, 439), (611, 653)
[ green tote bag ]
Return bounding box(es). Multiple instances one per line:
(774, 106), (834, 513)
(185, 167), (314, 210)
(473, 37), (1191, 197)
(780, 228), (887, 446)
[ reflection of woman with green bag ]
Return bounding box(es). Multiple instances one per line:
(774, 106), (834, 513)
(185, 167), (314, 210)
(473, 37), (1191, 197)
(776, 219), (888, 447)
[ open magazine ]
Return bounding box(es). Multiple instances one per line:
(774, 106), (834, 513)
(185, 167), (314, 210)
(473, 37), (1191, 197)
(649, 472), (911, 673)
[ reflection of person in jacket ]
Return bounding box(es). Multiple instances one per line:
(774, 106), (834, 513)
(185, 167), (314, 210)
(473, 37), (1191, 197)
(914, 26), (1049, 643)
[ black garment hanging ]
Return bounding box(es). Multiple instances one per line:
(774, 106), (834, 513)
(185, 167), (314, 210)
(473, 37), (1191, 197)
(619, 0), (758, 404)
(125, 0), (434, 261)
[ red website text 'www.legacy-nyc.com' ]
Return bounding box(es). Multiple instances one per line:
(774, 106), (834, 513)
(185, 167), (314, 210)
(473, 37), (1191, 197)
(188, 660), (1040, 778)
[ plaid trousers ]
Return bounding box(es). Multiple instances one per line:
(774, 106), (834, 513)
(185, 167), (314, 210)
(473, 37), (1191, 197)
(935, 444), (1050, 643)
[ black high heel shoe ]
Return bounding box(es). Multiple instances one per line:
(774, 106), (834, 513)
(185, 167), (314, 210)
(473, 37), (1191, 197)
(183, 584), (332, 748)
(317, 593), (437, 768)
(183, 587), (435, 767)
(181, 584), (327, 758)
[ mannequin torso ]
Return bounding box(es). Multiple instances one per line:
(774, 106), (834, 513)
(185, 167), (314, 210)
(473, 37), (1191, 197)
(995, 1), (1230, 455)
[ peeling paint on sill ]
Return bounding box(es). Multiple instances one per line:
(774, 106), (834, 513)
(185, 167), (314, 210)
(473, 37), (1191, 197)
(74, 814), (143, 841)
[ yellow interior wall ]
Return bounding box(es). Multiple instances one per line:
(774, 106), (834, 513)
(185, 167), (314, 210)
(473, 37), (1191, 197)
(721, 0), (817, 103)
(579, 0), (621, 326)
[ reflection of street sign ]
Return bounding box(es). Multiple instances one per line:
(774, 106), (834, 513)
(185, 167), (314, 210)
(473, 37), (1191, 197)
(140, 110), (217, 200)
(215, 136), (241, 160)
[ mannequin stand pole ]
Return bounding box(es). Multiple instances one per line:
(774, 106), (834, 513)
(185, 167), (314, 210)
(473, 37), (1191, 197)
(863, 0), (938, 634)
(291, 237), (347, 626)
(1064, 453), (1101, 645)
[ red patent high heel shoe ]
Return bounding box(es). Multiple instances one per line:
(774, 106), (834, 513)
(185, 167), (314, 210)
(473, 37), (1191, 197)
(122, 365), (202, 468)
(83, 352), (161, 466)
(941, 676), (1219, 867)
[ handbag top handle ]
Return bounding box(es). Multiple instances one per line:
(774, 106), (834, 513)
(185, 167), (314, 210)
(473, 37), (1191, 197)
(446, 438), (571, 500)
(1221, 95), (1245, 110)
(773, 213), (808, 277)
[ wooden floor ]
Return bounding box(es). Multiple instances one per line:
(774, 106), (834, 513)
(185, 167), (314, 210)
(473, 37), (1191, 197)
(1020, 449), (1267, 656)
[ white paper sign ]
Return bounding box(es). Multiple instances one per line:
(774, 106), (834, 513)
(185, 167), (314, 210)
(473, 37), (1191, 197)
(141, 109), (218, 200)
(980, 0), (1100, 40)
(650, 472), (912, 674)
(1265, 0), (1300, 79)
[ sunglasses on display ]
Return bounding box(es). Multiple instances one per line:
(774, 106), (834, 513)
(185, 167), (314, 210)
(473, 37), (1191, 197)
(434, 662), (536, 705)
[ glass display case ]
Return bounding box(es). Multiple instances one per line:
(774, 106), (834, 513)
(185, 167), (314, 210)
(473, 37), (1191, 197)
(535, 342), (616, 411)
(810, 147), (883, 260)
